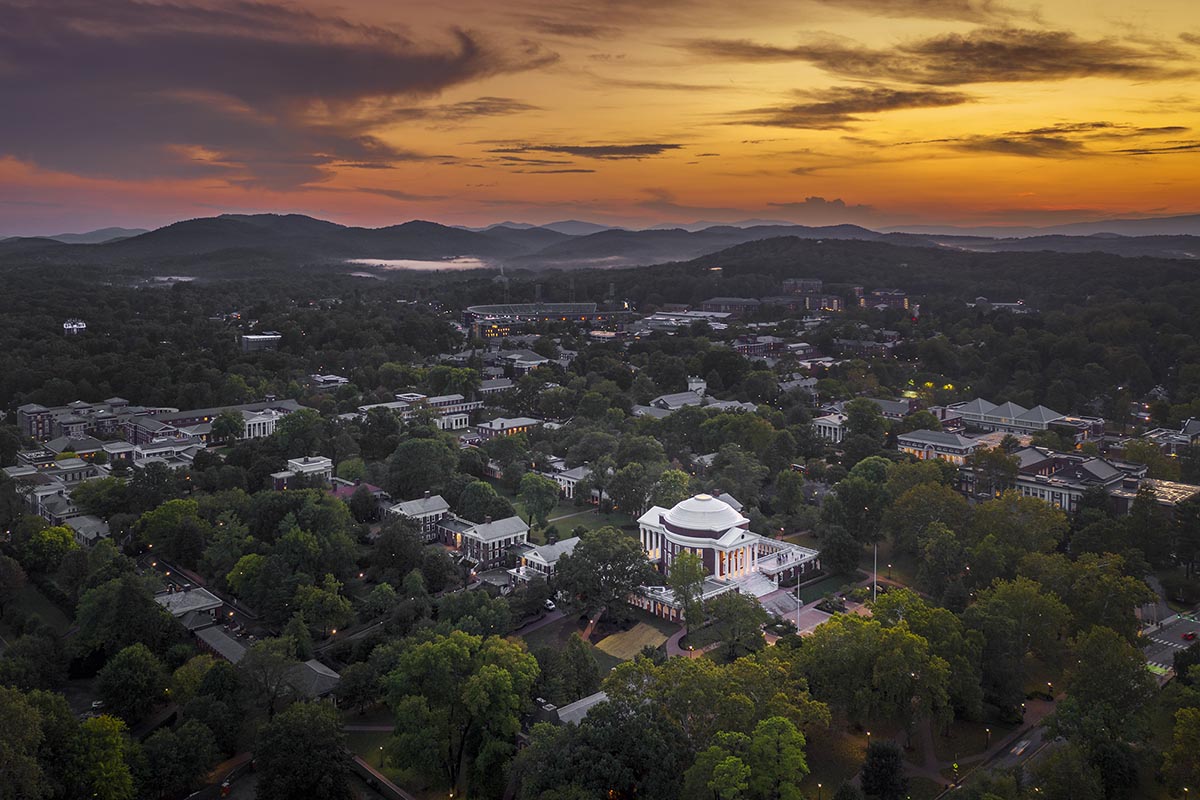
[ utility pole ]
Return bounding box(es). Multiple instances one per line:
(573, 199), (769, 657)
(873, 541), (878, 602)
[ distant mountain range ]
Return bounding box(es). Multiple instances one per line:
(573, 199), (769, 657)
(1, 212), (1197, 273)
(0, 226), (147, 244)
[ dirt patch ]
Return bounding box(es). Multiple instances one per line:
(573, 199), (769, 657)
(595, 622), (668, 660)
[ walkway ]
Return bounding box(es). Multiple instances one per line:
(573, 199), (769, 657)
(664, 626), (721, 658)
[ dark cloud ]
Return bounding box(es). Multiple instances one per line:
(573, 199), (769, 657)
(488, 143), (684, 159)
(0, 1), (555, 188)
(770, 196), (876, 213)
(387, 97), (541, 123)
(808, 0), (1008, 21)
(898, 121), (1193, 157)
(510, 168), (597, 173)
(357, 188), (448, 201)
(950, 135), (1086, 156)
(686, 28), (1183, 86)
(1114, 141), (1200, 155)
(732, 85), (971, 128)
(527, 19), (621, 38)
(497, 156), (578, 166)
(1182, 33), (1200, 46)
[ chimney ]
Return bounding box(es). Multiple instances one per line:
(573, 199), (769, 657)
(424, 490), (431, 499)
(484, 515), (493, 524)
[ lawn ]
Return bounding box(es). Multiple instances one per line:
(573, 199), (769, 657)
(797, 572), (865, 604)
(595, 622), (668, 660)
(798, 729), (868, 798)
(856, 538), (920, 589)
(518, 614), (623, 673)
(931, 717), (1020, 764)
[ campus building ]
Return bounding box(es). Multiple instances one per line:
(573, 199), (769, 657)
(633, 494), (820, 620)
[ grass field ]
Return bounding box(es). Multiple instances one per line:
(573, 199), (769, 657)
(518, 614), (623, 673)
(595, 622), (669, 660)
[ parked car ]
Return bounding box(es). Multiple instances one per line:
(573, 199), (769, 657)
(543, 600), (557, 611)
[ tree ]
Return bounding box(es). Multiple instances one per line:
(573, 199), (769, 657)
(348, 484), (377, 523)
(335, 662), (380, 714)
(139, 718), (218, 799)
(384, 631), (539, 796)
(884, 483), (970, 557)
(653, 469), (694, 509)
(668, 552), (708, 636)
(211, 410), (245, 444)
(708, 591), (769, 660)
(1029, 744), (1103, 800)
(281, 613), (315, 659)
(1163, 707), (1200, 790)
(1047, 626), (1156, 751)
(384, 437), (458, 498)
(821, 476), (888, 545)
(799, 613), (950, 730)
(371, 517), (423, 582)
(0, 685), (48, 800)
(609, 462), (654, 517)
(239, 637), (300, 719)
(74, 575), (177, 660)
(968, 491), (1067, 581)
(774, 469), (806, 516)
(819, 524), (864, 577)
(294, 574), (354, 636)
(556, 526), (656, 620)
(0, 553), (27, 616)
(256, 701), (354, 800)
(872, 589), (984, 720)
(962, 577), (1071, 710)
(362, 582), (398, 619)
(21, 525), (77, 572)
(745, 716), (809, 800)
(916, 523), (965, 601)
(518, 471), (560, 527)
(712, 445), (769, 507)
(860, 740), (908, 800)
(967, 447), (1019, 496)
(97, 643), (168, 722)
(171, 654), (217, 707)
(72, 715), (136, 800)
(1018, 552), (1155, 640)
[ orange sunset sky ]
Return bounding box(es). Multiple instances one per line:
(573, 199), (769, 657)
(1, 0), (1198, 234)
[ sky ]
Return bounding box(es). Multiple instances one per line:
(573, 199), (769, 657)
(1, 0), (1198, 234)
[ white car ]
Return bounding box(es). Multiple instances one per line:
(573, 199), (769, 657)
(543, 600), (557, 611)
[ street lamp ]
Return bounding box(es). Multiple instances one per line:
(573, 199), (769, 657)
(887, 563), (892, 580)
(378, 745), (384, 767)
(985, 728), (991, 748)
(817, 783), (822, 800)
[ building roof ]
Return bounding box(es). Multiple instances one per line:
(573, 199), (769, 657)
(652, 391), (703, 410)
(662, 493), (747, 533)
(955, 398), (997, 416)
(195, 626), (247, 664)
(988, 401), (1028, 419)
(557, 691), (608, 725)
(65, 515), (110, 543)
(289, 660), (341, 698)
(897, 429), (979, 449)
(393, 494), (450, 517)
(477, 417), (542, 431)
(154, 587), (224, 617)
(1016, 405), (1064, 424)
(469, 515), (530, 542)
(526, 536), (580, 565)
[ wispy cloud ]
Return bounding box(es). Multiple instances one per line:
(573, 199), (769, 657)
(686, 27), (1185, 86)
(731, 85), (971, 128)
(0, 0), (556, 188)
(488, 143), (685, 159)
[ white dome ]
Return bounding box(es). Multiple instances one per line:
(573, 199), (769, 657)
(663, 493), (747, 534)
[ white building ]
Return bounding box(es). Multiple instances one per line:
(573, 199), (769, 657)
(896, 429), (982, 465)
(389, 493), (451, 541)
(635, 494), (820, 619)
(813, 412), (847, 444)
(508, 536), (580, 584)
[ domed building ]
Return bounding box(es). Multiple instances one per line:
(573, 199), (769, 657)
(634, 493), (820, 620)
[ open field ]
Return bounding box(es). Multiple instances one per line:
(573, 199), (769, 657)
(596, 622), (669, 660)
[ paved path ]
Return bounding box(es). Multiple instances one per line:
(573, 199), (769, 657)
(664, 626), (721, 658)
(344, 724), (396, 732)
(548, 509), (599, 523)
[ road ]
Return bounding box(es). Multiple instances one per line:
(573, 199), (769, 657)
(1143, 614), (1200, 671)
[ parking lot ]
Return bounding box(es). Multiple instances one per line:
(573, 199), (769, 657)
(1143, 614), (1200, 670)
